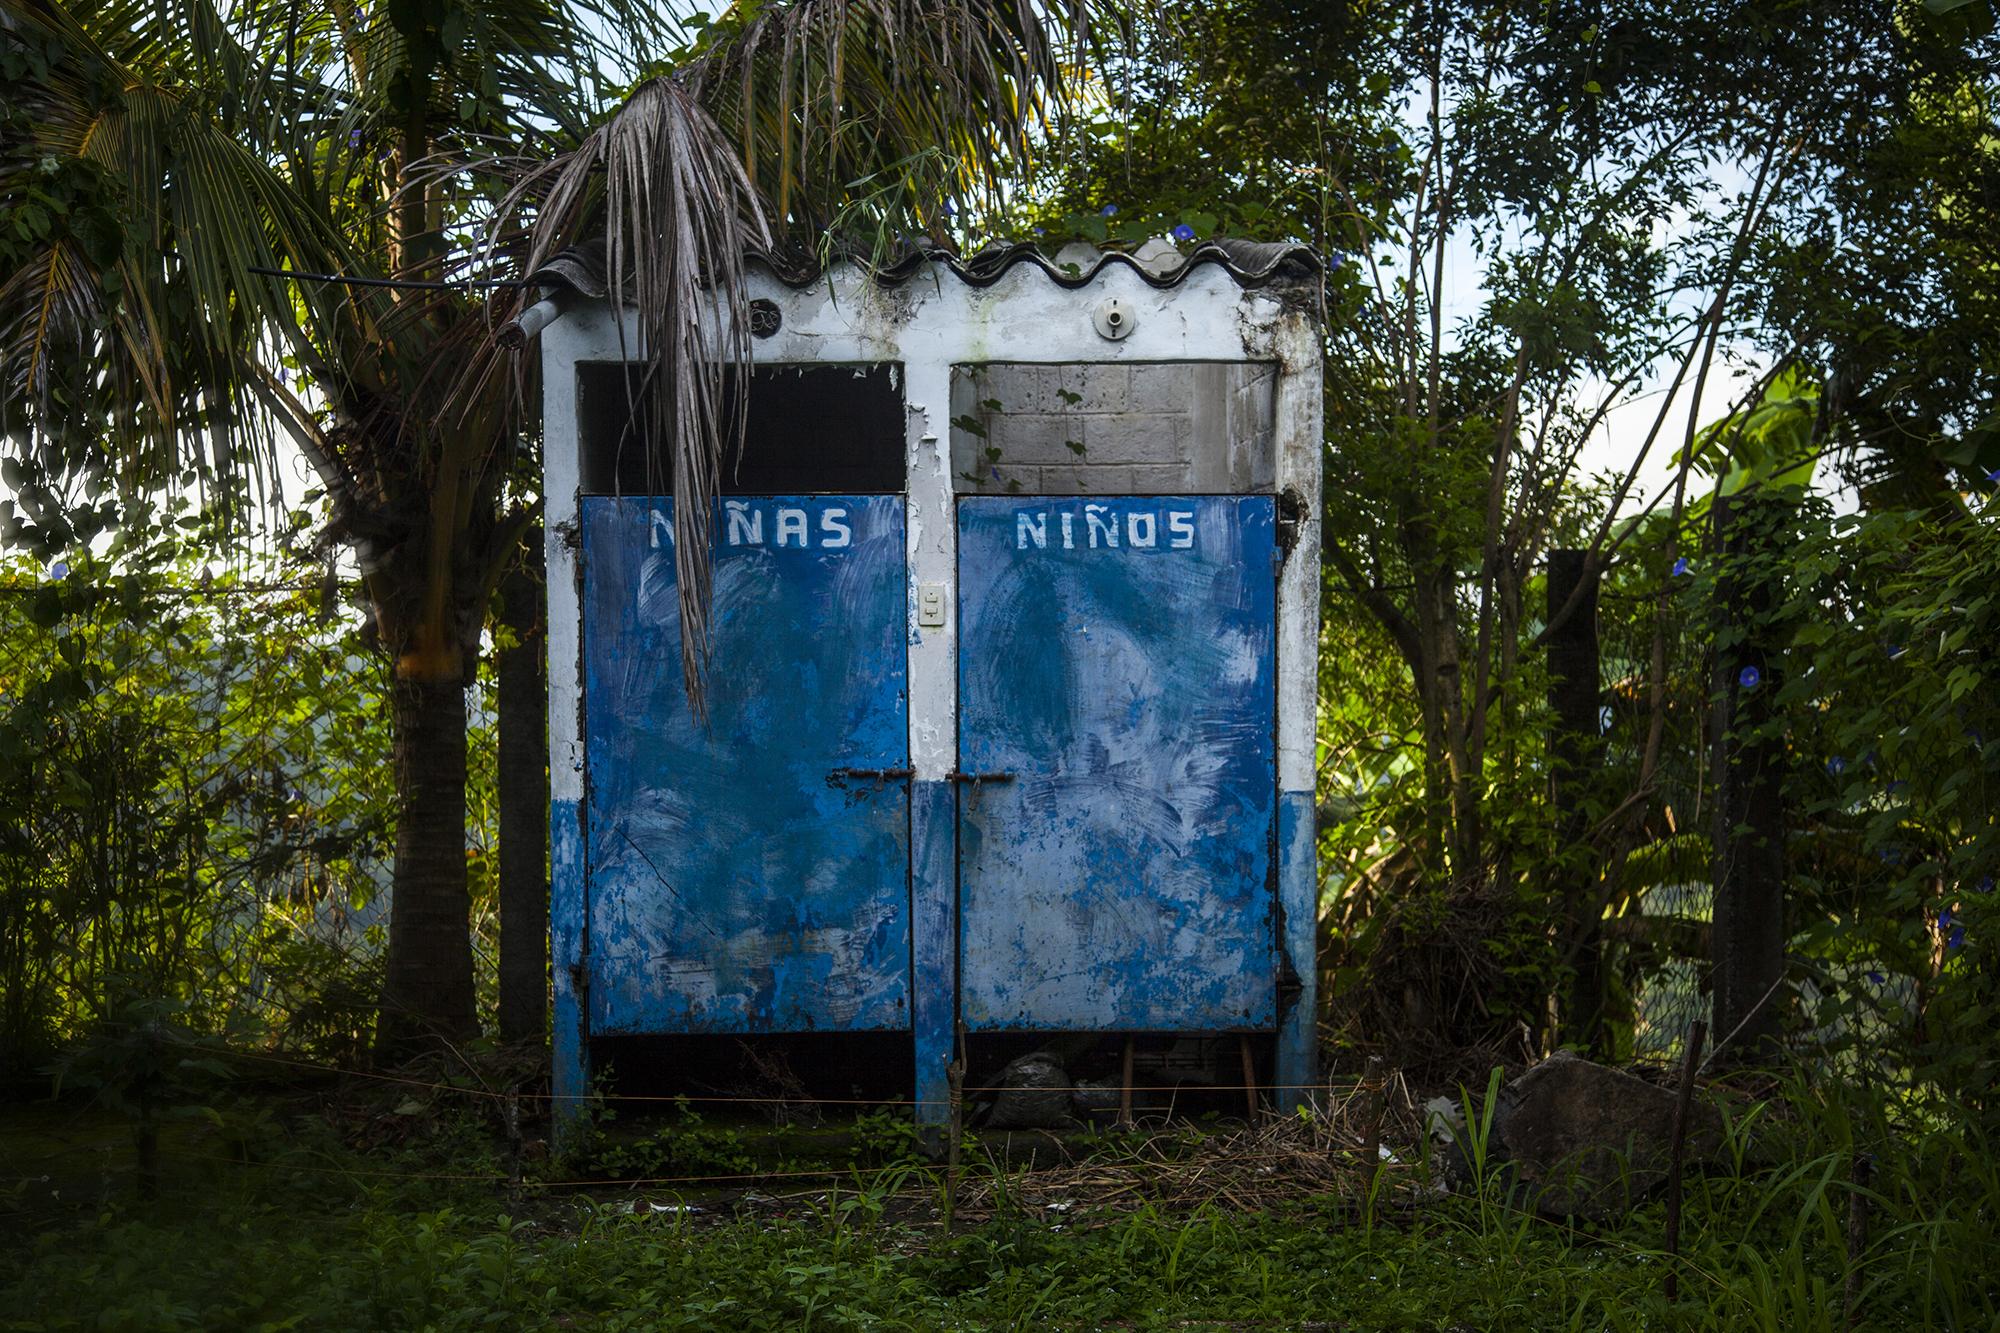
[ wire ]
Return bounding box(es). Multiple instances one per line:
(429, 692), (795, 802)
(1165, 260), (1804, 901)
(181, 1152), (926, 1191)
(247, 264), (534, 292)
(173, 1038), (1346, 1107)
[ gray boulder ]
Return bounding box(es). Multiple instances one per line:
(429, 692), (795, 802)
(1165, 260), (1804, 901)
(1069, 1078), (1121, 1118)
(1487, 1050), (1722, 1219)
(983, 1052), (1074, 1129)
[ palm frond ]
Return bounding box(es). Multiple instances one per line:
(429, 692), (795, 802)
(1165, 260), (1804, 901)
(1, 0), (370, 517)
(504, 76), (770, 705)
(685, 0), (1079, 233)
(502, 0), (1097, 705)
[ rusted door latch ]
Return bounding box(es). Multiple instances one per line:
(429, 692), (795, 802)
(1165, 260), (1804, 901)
(827, 766), (915, 786)
(945, 769), (1016, 786)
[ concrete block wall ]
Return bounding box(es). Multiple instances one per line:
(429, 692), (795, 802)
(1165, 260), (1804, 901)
(950, 362), (1277, 495)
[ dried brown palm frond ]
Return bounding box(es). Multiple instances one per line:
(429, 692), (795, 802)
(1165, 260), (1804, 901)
(497, 0), (1098, 707)
(502, 77), (771, 703)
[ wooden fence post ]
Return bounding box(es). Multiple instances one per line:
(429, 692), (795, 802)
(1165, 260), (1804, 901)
(1664, 1018), (1708, 1303)
(1845, 1151), (1872, 1327)
(1709, 490), (1788, 1064)
(1548, 549), (1606, 1052)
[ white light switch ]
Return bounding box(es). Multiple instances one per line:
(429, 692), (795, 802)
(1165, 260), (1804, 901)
(918, 585), (947, 628)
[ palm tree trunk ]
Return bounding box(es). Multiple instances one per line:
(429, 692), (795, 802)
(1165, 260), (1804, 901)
(496, 538), (548, 1043)
(377, 674), (478, 1051)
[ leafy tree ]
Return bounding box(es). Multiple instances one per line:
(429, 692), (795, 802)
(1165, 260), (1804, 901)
(1752, 0), (2000, 504)
(1777, 501), (2000, 1100)
(0, 498), (399, 1068)
(1, 0), (1101, 1047)
(1024, 0), (2000, 1055)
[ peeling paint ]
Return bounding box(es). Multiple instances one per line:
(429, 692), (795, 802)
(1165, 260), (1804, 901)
(957, 496), (1279, 1032)
(581, 496), (911, 1035)
(550, 796), (589, 1152)
(910, 780), (956, 1123)
(1275, 791), (1317, 1111)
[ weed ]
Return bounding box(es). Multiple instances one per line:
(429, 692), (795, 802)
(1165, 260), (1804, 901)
(591, 1099), (757, 1181)
(848, 1108), (928, 1168)
(4, 1075), (1998, 1331)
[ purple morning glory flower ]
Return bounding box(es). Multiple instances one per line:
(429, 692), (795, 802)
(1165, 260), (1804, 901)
(1739, 665), (1761, 689)
(1886, 779), (1908, 795)
(1940, 907), (1954, 930)
(1886, 644), (1904, 660)
(1948, 926), (1965, 950)
(1100, 203), (1118, 217)
(49, 561), (68, 581)
(1987, 468), (2000, 483)
(1977, 877), (1994, 894)
(1866, 971), (1885, 985)
(1171, 223), (1197, 242)
(1826, 756), (1847, 776)
(1672, 557), (1690, 576)
(942, 200), (956, 216)
(348, 128), (362, 148)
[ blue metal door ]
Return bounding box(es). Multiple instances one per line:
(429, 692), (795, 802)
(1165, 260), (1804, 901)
(956, 495), (1279, 1032)
(581, 496), (910, 1035)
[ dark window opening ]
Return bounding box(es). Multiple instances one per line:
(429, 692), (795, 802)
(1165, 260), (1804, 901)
(589, 1032), (914, 1115)
(578, 362), (904, 494)
(959, 1032), (1263, 1127)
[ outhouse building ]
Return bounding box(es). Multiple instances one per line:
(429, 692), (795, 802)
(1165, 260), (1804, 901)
(528, 239), (1323, 1139)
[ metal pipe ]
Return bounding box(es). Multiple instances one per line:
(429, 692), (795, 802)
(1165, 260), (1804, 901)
(498, 295), (566, 349)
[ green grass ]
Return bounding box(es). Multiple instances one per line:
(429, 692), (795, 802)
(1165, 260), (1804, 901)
(0, 1182), (1737, 1331)
(2, 1084), (1995, 1332)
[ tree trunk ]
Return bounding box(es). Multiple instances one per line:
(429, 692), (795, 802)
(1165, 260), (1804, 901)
(1415, 562), (1478, 876)
(377, 675), (478, 1052)
(496, 537), (548, 1044)
(1547, 549), (1606, 1053)
(1709, 489), (1787, 1064)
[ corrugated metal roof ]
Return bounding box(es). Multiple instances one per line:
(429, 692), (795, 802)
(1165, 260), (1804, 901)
(524, 236), (1321, 299)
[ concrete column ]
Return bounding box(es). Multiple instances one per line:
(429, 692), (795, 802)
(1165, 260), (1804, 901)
(1272, 316), (1324, 1112)
(542, 317), (591, 1155)
(904, 360), (959, 1125)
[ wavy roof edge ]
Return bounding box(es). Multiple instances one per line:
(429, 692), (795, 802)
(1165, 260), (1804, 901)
(524, 237), (1321, 300)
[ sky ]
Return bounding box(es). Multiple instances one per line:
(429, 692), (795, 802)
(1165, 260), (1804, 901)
(1381, 77), (1790, 524)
